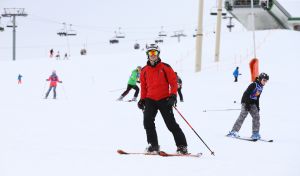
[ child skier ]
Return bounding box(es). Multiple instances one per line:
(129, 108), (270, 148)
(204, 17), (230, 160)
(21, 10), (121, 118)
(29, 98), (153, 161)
(175, 72), (184, 102)
(117, 66), (141, 101)
(227, 72), (269, 140)
(233, 67), (241, 82)
(17, 74), (23, 84)
(45, 70), (63, 99)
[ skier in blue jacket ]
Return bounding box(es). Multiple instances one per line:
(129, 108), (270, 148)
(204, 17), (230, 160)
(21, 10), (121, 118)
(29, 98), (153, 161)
(233, 67), (241, 82)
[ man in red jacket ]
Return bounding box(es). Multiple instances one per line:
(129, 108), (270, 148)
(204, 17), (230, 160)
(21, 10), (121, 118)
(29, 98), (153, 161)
(138, 44), (188, 154)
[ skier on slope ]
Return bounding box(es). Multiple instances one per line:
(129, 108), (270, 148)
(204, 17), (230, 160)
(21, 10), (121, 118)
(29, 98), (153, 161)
(233, 66), (241, 82)
(137, 44), (188, 154)
(45, 70), (63, 99)
(227, 72), (269, 140)
(175, 72), (184, 102)
(17, 74), (23, 84)
(117, 66), (142, 101)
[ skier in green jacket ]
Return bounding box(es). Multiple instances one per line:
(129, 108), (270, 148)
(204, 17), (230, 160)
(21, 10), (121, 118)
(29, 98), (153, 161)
(117, 66), (142, 101)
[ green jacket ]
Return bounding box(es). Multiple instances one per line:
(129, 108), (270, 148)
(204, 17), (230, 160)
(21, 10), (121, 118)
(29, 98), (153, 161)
(127, 69), (139, 86)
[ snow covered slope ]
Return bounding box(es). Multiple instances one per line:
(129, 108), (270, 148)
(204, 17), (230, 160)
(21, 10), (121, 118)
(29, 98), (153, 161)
(0, 28), (300, 176)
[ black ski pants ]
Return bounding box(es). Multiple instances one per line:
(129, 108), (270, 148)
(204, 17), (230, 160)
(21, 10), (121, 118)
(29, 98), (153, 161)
(121, 84), (139, 97)
(143, 98), (187, 147)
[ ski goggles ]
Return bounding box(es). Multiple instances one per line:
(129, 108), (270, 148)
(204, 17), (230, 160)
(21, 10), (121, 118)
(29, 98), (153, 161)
(147, 50), (159, 56)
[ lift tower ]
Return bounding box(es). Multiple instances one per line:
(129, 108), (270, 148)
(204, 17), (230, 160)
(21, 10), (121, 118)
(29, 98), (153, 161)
(2, 8), (28, 61)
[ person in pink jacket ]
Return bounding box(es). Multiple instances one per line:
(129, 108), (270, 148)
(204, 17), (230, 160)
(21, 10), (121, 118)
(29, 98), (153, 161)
(45, 70), (62, 99)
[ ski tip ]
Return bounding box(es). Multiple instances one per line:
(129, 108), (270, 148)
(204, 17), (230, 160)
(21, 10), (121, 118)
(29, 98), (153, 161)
(117, 149), (128, 154)
(158, 151), (168, 156)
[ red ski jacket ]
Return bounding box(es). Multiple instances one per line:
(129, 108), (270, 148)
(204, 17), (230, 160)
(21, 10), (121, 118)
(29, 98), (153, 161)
(140, 60), (177, 101)
(47, 74), (61, 87)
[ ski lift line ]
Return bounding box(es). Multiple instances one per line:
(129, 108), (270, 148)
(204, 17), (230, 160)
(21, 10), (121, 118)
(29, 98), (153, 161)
(26, 14), (201, 32)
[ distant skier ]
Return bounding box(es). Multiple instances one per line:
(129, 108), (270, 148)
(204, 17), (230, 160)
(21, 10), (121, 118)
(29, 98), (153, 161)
(18, 74), (23, 84)
(56, 51), (60, 60)
(227, 73), (269, 140)
(175, 72), (184, 102)
(50, 49), (54, 58)
(64, 53), (68, 60)
(117, 66), (142, 101)
(233, 67), (241, 82)
(45, 70), (63, 99)
(137, 44), (188, 154)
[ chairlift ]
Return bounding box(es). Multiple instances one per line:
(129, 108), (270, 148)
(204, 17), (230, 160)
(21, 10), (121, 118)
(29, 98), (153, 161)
(171, 31), (187, 42)
(57, 23), (67, 36)
(0, 17), (4, 32)
(109, 38), (119, 44)
(67, 24), (77, 36)
(210, 7), (227, 16)
(193, 29), (198, 37)
(223, 16), (234, 32)
(134, 43), (140, 49)
(57, 30), (67, 36)
(80, 48), (87, 55)
(6, 21), (16, 28)
(158, 26), (167, 37)
(155, 39), (163, 44)
(115, 27), (125, 38)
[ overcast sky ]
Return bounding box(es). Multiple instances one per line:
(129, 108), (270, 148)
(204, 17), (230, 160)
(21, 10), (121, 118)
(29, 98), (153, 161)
(0, 0), (299, 59)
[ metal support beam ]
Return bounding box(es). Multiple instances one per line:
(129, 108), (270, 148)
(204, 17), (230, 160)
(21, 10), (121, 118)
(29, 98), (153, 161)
(214, 0), (223, 63)
(195, 0), (204, 72)
(1, 8), (28, 61)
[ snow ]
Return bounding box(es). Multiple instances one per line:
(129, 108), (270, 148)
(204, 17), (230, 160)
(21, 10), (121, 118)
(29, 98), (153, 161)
(1, 0), (300, 176)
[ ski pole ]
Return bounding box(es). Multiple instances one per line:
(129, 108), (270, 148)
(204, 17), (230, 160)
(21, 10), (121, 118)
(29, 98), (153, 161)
(109, 87), (125, 92)
(173, 106), (215, 156)
(203, 108), (241, 112)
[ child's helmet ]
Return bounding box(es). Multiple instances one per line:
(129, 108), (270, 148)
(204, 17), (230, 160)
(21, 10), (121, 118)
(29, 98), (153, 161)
(258, 72), (269, 81)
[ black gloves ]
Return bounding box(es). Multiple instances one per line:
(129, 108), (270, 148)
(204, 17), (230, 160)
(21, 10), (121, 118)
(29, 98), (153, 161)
(167, 94), (177, 107)
(138, 99), (145, 110)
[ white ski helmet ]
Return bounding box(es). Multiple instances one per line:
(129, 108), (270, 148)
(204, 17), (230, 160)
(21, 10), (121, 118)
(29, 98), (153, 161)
(146, 43), (160, 55)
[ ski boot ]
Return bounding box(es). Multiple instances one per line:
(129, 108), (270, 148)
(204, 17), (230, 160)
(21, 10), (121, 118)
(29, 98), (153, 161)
(251, 131), (261, 140)
(145, 144), (160, 154)
(227, 131), (240, 138)
(176, 145), (188, 155)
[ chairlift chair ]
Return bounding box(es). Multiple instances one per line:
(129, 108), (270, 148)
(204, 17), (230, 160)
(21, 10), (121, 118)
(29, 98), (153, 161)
(158, 31), (167, 37)
(0, 17), (4, 31)
(6, 21), (16, 28)
(210, 7), (227, 16)
(109, 38), (119, 44)
(67, 30), (77, 36)
(115, 27), (126, 38)
(80, 48), (87, 55)
(134, 43), (140, 49)
(57, 23), (67, 36)
(155, 39), (163, 44)
(57, 30), (67, 36)
(67, 24), (77, 36)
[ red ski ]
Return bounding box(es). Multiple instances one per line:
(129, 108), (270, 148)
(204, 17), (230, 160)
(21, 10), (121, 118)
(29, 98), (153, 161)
(117, 149), (158, 155)
(117, 149), (202, 158)
(159, 151), (202, 158)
